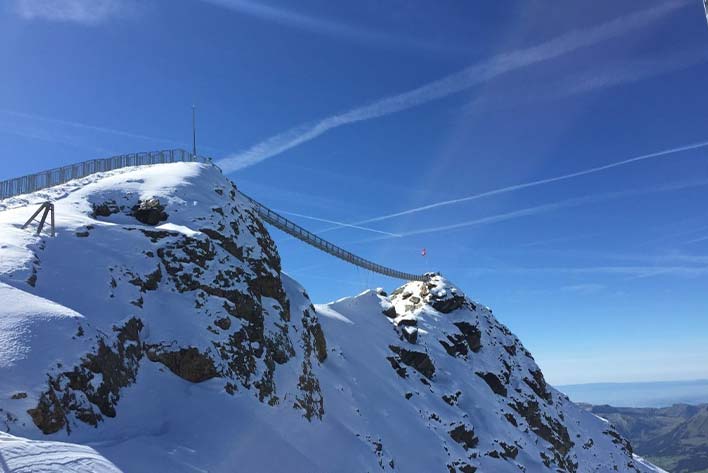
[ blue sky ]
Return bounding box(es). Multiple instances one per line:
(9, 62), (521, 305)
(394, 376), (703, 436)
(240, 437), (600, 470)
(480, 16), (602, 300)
(1, 0), (708, 385)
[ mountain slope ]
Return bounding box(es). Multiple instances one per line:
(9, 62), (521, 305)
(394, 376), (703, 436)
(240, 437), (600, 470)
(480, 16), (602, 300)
(0, 162), (665, 472)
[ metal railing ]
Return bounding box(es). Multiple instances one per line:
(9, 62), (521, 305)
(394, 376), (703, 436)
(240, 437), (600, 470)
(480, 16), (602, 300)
(0, 149), (207, 200)
(240, 192), (427, 282)
(0, 149), (427, 282)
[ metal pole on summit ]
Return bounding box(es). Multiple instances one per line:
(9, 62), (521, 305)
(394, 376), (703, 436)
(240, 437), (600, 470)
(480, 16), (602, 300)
(192, 105), (197, 157)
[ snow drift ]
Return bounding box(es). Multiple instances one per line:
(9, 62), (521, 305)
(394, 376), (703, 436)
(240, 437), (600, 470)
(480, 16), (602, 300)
(0, 162), (664, 472)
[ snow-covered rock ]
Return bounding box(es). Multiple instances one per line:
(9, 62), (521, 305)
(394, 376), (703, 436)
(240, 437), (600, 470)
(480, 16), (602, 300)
(0, 162), (661, 472)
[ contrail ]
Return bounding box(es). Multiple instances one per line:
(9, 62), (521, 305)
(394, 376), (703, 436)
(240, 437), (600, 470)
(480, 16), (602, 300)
(343, 178), (708, 243)
(305, 139), (708, 237)
(274, 209), (401, 237)
(685, 234), (708, 244)
(0, 109), (224, 153)
(355, 139), (708, 226)
(395, 178), (708, 237)
(217, 0), (688, 173)
(197, 0), (449, 52)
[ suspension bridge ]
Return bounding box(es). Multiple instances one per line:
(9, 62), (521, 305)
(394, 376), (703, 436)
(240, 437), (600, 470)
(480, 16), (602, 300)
(0, 149), (428, 282)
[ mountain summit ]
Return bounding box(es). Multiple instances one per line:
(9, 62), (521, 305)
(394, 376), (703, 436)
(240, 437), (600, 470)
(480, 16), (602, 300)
(0, 163), (664, 472)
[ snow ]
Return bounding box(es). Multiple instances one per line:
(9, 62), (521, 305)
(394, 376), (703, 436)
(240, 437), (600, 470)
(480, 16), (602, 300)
(0, 163), (665, 472)
(0, 431), (121, 473)
(633, 454), (669, 473)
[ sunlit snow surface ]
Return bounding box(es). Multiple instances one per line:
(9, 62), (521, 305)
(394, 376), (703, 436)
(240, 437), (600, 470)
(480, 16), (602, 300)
(0, 163), (665, 472)
(0, 431), (121, 473)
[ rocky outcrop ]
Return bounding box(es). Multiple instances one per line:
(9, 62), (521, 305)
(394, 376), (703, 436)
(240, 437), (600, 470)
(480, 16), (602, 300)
(388, 345), (435, 379)
(476, 372), (507, 397)
(130, 198), (168, 226)
(28, 317), (145, 434)
(22, 174), (328, 435)
(146, 347), (218, 383)
(449, 424), (479, 450)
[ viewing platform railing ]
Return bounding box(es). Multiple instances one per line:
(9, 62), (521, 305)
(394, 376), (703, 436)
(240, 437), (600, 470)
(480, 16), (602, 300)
(0, 149), (207, 200)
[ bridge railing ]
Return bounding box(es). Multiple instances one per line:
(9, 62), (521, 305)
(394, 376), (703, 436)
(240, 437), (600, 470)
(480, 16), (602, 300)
(0, 149), (426, 282)
(239, 191), (427, 282)
(0, 149), (207, 200)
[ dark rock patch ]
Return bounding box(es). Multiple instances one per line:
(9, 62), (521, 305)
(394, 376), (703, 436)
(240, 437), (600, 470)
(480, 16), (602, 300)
(510, 399), (574, 470)
(389, 346), (435, 379)
(128, 265), (162, 292)
(401, 326), (418, 344)
(524, 368), (552, 403)
(28, 317), (145, 434)
(311, 321), (327, 363)
(449, 424), (479, 450)
(131, 198), (168, 226)
(604, 429), (633, 455)
(396, 317), (417, 328)
(503, 344), (516, 356)
(442, 391), (462, 406)
(440, 334), (468, 358)
(382, 306), (397, 318)
(476, 372), (507, 397)
(431, 295), (465, 313)
(499, 441), (519, 460)
(386, 356), (408, 378)
(214, 317), (231, 330)
(146, 347), (218, 383)
(92, 200), (119, 218)
(453, 322), (481, 352)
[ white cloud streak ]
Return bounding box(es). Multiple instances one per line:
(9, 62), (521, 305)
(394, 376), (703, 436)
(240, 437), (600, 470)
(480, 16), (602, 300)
(395, 178), (708, 238)
(0, 127), (114, 155)
(467, 265), (708, 278)
(0, 109), (225, 155)
(13, 0), (128, 25)
(198, 0), (441, 51)
(274, 209), (401, 237)
(0, 110), (177, 144)
(358, 140), (708, 227)
(465, 49), (708, 113)
(216, 0), (689, 173)
(685, 234), (708, 244)
(305, 139), (708, 240)
(342, 178), (708, 244)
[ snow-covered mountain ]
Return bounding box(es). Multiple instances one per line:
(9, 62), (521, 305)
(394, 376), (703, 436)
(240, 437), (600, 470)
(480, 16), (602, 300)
(0, 162), (665, 472)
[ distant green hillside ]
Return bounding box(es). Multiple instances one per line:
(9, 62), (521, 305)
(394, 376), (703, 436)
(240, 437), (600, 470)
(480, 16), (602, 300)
(585, 404), (708, 473)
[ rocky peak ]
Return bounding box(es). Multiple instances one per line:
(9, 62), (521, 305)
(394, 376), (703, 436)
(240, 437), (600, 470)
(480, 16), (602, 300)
(314, 273), (656, 473)
(0, 163), (664, 473)
(0, 163), (327, 438)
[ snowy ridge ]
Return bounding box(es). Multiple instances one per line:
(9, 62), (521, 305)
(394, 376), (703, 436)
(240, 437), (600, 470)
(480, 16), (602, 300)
(0, 162), (662, 472)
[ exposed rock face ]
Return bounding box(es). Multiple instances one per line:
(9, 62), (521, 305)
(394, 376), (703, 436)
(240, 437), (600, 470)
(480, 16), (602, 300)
(28, 317), (145, 434)
(449, 424), (479, 450)
(347, 275), (650, 473)
(389, 345), (435, 379)
(10, 166), (328, 436)
(146, 347), (218, 383)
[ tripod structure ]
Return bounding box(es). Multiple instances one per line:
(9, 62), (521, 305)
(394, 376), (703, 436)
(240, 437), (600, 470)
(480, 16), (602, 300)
(22, 202), (55, 237)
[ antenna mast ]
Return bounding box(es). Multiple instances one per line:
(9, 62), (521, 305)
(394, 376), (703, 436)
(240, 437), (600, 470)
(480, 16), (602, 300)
(192, 105), (197, 156)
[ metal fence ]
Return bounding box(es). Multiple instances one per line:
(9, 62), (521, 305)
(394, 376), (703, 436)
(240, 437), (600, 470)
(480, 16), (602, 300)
(0, 148), (426, 282)
(0, 149), (208, 200)
(240, 191), (428, 282)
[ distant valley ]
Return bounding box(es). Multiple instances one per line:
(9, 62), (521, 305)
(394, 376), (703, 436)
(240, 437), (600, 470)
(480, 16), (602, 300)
(582, 404), (708, 473)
